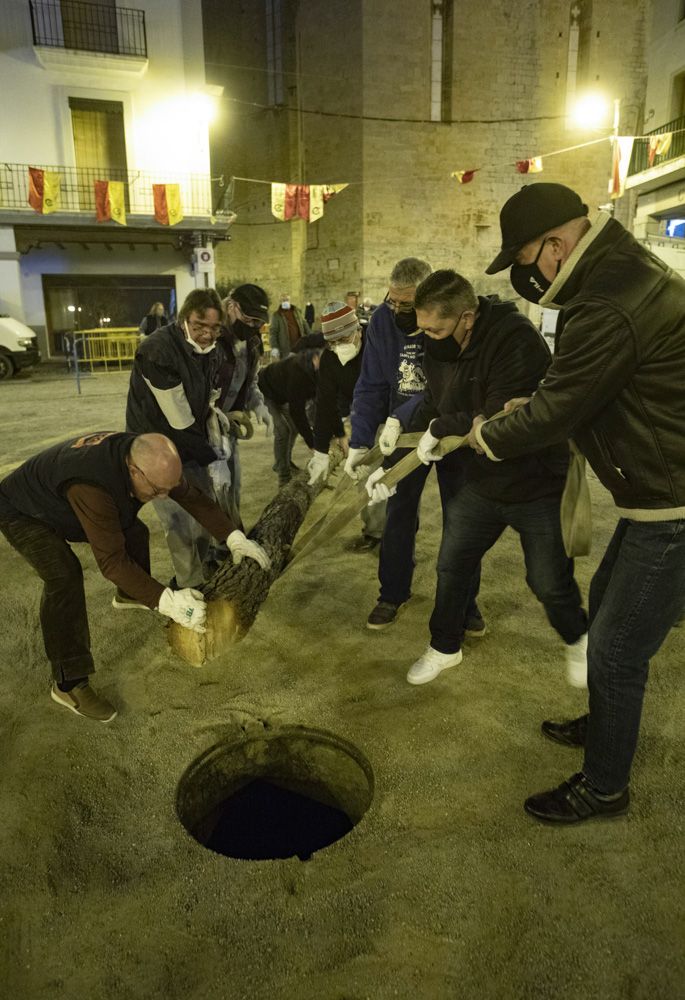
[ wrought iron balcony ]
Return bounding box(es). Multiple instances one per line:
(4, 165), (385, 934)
(628, 114), (685, 175)
(30, 0), (147, 58)
(0, 163), (215, 220)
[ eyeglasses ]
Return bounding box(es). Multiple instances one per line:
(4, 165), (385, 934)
(131, 464), (172, 498)
(384, 293), (415, 314)
(188, 320), (222, 337)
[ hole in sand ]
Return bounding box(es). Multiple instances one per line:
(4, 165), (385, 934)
(176, 726), (374, 861)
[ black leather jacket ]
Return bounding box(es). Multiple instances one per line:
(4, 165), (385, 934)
(480, 216), (685, 518)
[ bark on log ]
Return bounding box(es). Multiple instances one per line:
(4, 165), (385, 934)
(168, 470), (327, 667)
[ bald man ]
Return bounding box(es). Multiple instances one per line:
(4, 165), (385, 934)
(0, 431), (270, 723)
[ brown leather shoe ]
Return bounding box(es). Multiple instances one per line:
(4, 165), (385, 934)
(51, 682), (117, 723)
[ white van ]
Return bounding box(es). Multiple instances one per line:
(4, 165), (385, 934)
(0, 316), (41, 380)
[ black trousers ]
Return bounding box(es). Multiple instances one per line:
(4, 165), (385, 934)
(0, 514), (150, 685)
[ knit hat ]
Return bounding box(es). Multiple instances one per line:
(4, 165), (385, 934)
(485, 183), (589, 274)
(320, 301), (359, 341)
(230, 283), (269, 322)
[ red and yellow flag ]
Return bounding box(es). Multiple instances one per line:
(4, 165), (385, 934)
(153, 184), (183, 225)
(28, 167), (61, 214)
(94, 180), (127, 225)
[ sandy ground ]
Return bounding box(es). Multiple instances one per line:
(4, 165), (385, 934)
(0, 368), (683, 1000)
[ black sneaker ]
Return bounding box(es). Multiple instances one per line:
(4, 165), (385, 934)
(464, 612), (487, 637)
(541, 714), (589, 748)
(524, 772), (629, 825)
(366, 600), (404, 630)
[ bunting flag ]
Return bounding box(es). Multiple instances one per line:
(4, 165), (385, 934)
(28, 167), (61, 214)
(515, 157), (543, 174)
(608, 136), (635, 199)
(153, 183), (184, 225)
(648, 133), (673, 167)
(450, 170), (477, 184)
(94, 180), (127, 225)
(271, 183), (348, 222)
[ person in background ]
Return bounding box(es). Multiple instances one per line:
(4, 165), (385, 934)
(358, 297), (376, 329)
(269, 295), (312, 360)
(258, 348), (322, 488)
(473, 181), (685, 824)
(126, 289), (238, 588)
(139, 302), (169, 336)
(0, 432), (269, 723)
(306, 304), (378, 523)
(304, 301), (316, 328)
(215, 284), (273, 525)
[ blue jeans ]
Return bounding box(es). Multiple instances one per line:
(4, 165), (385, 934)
(378, 450), (480, 617)
(430, 484), (587, 654)
(583, 518), (685, 793)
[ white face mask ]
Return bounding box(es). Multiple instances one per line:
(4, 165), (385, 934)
(333, 340), (360, 365)
(184, 321), (216, 355)
(281, 300), (291, 310)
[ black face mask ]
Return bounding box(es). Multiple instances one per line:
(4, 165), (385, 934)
(394, 309), (418, 333)
(232, 319), (254, 341)
(424, 334), (463, 363)
(509, 238), (558, 303)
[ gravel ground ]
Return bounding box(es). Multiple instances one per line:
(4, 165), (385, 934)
(0, 368), (682, 1000)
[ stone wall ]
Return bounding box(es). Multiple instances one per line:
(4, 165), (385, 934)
(205, 0), (647, 315)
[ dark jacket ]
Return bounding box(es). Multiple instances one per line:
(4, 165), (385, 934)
(349, 302), (426, 448)
(269, 306), (312, 359)
(214, 326), (263, 413)
(479, 216), (685, 518)
(395, 296), (568, 502)
(258, 353), (317, 447)
(312, 344), (364, 453)
(139, 313), (168, 336)
(126, 322), (217, 466)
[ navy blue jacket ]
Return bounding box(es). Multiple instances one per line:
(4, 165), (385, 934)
(349, 303), (426, 449)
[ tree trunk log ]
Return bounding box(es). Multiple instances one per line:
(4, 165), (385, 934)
(167, 472), (322, 667)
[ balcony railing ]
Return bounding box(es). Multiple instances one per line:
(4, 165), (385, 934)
(628, 114), (685, 175)
(0, 163), (214, 219)
(30, 0), (147, 58)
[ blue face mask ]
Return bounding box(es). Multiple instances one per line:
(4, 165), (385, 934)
(510, 238), (559, 303)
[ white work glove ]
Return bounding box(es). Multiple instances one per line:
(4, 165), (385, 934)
(365, 466), (397, 506)
(157, 587), (207, 633)
(307, 451), (330, 486)
(344, 446), (369, 481)
(270, 348), (280, 360)
(379, 417), (402, 456)
(226, 530), (271, 571)
(417, 422), (443, 464)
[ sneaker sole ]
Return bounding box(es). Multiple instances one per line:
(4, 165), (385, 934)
(50, 687), (117, 723)
(366, 603), (405, 631)
(406, 651), (463, 685)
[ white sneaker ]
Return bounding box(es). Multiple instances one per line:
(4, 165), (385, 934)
(407, 646), (462, 685)
(565, 633), (588, 688)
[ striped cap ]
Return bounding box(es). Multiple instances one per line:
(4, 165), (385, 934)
(320, 301), (359, 341)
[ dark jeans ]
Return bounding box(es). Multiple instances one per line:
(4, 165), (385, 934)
(0, 514), (150, 685)
(583, 518), (685, 793)
(430, 484), (587, 654)
(264, 396), (299, 485)
(379, 450), (480, 617)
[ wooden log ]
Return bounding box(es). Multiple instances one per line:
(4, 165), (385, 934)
(168, 470), (326, 666)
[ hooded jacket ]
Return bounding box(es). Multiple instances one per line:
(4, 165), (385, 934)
(395, 296), (568, 502)
(477, 215), (685, 519)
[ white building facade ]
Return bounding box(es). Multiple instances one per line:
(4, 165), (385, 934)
(0, 0), (229, 360)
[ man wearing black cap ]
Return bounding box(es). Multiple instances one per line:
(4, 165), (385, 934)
(471, 182), (685, 825)
(214, 285), (273, 524)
